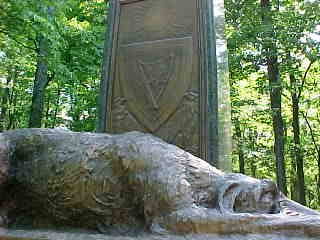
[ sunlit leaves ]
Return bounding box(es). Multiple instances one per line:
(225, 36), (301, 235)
(0, 0), (106, 131)
(226, 0), (320, 208)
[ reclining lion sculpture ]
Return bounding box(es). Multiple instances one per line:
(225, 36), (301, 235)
(0, 129), (319, 237)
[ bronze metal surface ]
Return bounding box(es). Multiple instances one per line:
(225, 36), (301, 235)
(99, 0), (232, 168)
(107, 0), (200, 156)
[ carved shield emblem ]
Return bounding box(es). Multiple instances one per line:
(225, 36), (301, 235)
(118, 37), (193, 132)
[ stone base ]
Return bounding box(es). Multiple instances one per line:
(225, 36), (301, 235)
(0, 229), (318, 240)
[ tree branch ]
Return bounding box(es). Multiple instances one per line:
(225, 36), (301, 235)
(302, 112), (320, 160)
(298, 61), (313, 99)
(281, 91), (291, 101)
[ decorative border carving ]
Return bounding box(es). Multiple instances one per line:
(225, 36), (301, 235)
(197, 0), (219, 165)
(97, 0), (120, 132)
(119, 0), (144, 5)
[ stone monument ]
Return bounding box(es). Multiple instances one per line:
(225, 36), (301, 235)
(98, 0), (232, 171)
(0, 129), (320, 240)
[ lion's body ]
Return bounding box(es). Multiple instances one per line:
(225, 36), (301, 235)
(0, 129), (319, 237)
(0, 129), (222, 232)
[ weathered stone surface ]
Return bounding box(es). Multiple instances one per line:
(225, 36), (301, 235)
(0, 129), (319, 238)
(2, 229), (320, 240)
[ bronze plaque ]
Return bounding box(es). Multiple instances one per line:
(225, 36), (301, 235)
(108, 0), (200, 155)
(99, 0), (232, 170)
(118, 37), (194, 132)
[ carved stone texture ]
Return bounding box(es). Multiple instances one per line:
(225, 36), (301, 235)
(98, 0), (233, 166)
(0, 129), (320, 237)
(3, 230), (320, 240)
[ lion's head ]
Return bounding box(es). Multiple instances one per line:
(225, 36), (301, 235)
(216, 174), (280, 214)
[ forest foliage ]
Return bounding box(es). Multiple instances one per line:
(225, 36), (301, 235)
(0, 0), (320, 209)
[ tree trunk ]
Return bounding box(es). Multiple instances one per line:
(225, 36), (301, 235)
(303, 113), (320, 206)
(261, 0), (287, 195)
(29, 6), (54, 128)
(249, 129), (258, 178)
(0, 67), (17, 131)
(285, 120), (298, 201)
(287, 124), (298, 202)
(290, 74), (305, 205)
(29, 33), (49, 128)
(8, 93), (17, 129)
(235, 120), (245, 174)
(52, 87), (61, 128)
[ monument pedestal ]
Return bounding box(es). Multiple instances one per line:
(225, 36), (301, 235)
(98, 0), (232, 171)
(2, 229), (318, 240)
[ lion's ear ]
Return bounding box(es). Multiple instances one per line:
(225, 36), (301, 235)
(218, 182), (241, 213)
(258, 179), (279, 200)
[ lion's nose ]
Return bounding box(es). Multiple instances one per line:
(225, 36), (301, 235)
(269, 203), (281, 214)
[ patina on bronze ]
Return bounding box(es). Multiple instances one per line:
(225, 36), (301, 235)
(98, 0), (232, 170)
